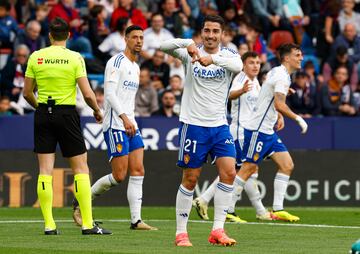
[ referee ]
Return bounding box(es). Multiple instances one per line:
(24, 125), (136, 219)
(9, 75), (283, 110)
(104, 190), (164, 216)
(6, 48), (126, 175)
(23, 17), (111, 235)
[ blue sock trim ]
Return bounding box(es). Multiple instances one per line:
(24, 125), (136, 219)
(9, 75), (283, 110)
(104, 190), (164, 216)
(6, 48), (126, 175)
(217, 182), (234, 193)
(179, 185), (194, 197)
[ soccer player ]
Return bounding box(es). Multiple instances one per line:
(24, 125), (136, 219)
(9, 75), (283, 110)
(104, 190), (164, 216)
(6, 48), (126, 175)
(235, 43), (308, 222)
(193, 51), (276, 223)
(73, 25), (157, 231)
(23, 17), (111, 235)
(160, 15), (243, 247)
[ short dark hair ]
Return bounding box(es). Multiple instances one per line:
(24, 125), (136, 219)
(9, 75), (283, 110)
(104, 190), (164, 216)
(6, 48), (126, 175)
(336, 46), (348, 56)
(90, 5), (104, 18)
(202, 15), (225, 30)
(170, 74), (182, 80)
(49, 17), (69, 41)
(295, 71), (308, 79)
(333, 64), (348, 75)
(278, 43), (301, 62)
(161, 90), (175, 99)
(304, 60), (314, 69)
(140, 67), (150, 73)
(151, 12), (163, 20)
(116, 17), (129, 32)
(241, 51), (259, 62)
(94, 87), (104, 95)
(125, 25), (143, 36)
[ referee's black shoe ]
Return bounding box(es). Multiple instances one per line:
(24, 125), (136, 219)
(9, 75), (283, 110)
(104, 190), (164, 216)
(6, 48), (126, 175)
(82, 223), (112, 235)
(45, 229), (60, 235)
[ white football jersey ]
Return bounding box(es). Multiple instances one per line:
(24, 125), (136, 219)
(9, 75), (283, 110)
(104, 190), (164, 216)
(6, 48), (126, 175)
(230, 71), (261, 141)
(143, 28), (174, 57)
(103, 53), (140, 131)
(161, 39), (243, 127)
(243, 65), (291, 134)
(98, 32), (126, 56)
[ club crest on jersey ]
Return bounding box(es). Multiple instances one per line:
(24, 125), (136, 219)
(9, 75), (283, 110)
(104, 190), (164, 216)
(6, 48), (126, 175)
(184, 154), (190, 164)
(253, 153), (259, 162)
(116, 144), (123, 153)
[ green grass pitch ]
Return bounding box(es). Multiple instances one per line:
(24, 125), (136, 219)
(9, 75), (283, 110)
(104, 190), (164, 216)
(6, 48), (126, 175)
(0, 207), (359, 253)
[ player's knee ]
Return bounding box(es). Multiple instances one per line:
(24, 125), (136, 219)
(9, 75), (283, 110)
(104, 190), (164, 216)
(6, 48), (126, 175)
(182, 175), (198, 190)
(239, 164), (257, 179)
(130, 165), (145, 176)
(219, 170), (236, 184)
(112, 168), (127, 182)
(280, 161), (294, 174)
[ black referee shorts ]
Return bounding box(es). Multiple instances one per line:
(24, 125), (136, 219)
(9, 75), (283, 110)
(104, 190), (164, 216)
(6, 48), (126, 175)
(34, 104), (86, 157)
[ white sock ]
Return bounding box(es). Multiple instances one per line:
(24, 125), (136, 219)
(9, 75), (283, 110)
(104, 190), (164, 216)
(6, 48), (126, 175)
(200, 176), (219, 204)
(91, 173), (118, 199)
(228, 175), (245, 214)
(127, 176), (144, 224)
(244, 173), (267, 215)
(213, 182), (233, 230)
(273, 173), (290, 211)
(176, 184), (194, 235)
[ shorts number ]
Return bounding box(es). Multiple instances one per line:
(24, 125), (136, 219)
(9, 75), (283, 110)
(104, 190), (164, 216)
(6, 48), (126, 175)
(184, 139), (197, 153)
(113, 131), (123, 143)
(255, 141), (263, 152)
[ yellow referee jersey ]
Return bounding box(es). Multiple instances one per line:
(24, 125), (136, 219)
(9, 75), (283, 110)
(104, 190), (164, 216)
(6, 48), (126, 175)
(25, 45), (87, 105)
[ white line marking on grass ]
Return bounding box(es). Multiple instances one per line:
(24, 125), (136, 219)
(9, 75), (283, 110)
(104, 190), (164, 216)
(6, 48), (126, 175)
(0, 219), (359, 229)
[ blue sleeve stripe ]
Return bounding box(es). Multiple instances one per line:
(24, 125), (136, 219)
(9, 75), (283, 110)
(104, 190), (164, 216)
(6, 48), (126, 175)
(221, 47), (239, 55)
(114, 54), (124, 68)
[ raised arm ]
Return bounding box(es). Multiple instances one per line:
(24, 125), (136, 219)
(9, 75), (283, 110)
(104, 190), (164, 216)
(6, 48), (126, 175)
(160, 38), (194, 62)
(229, 78), (251, 100)
(211, 54), (243, 74)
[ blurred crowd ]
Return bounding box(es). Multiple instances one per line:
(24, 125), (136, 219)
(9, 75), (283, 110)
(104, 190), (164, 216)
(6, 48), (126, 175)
(1, 0), (360, 118)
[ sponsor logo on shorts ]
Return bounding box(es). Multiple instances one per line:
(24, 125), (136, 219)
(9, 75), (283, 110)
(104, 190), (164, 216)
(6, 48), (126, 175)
(225, 139), (234, 144)
(184, 154), (190, 164)
(117, 144), (123, 153)
(253, 153), (259, 162)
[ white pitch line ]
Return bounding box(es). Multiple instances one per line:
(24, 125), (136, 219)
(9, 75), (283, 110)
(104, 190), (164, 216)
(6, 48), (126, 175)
(0, 219), (359, 230)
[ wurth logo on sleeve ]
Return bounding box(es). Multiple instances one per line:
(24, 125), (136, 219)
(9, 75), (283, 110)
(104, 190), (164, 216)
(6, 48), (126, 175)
(37, 58), (43, 64)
